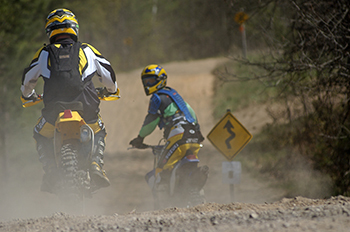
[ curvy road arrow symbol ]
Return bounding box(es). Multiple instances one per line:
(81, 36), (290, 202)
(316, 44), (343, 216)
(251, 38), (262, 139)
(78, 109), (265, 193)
(224, 120), (236, 149)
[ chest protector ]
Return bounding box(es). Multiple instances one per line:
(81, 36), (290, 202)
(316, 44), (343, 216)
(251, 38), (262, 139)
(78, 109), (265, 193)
(44, 42), (83, 106)
(150, 87), (195, 129)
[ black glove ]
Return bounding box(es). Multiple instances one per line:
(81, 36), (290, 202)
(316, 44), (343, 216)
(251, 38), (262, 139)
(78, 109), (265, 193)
(129, 135), (146, 148)
(96, 87), (112, 98)
(22, 92), (39, 102)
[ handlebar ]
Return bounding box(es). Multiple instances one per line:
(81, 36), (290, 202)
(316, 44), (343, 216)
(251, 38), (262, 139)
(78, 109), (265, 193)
(99, 94), (120, 101)
(96, 87), (121, 101)
(21, 88), (120, 108)
(21, 94), (43, 108)
(128, 144), (164, 155)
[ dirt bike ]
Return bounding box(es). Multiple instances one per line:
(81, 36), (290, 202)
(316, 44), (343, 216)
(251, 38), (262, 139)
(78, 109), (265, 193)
(129, 139), (209, 209)
(21, 88), (120, 211)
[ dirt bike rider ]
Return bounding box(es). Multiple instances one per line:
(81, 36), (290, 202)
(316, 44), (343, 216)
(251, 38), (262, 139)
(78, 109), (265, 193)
(20, 8), (119, 193)
(129, 64), (207, 192)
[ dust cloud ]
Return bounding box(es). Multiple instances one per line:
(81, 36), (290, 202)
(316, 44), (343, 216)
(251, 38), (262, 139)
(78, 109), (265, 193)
(0, 58), (331, 222)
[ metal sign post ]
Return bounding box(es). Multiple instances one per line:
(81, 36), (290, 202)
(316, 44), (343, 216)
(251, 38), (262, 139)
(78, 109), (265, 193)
(234, 11), (249, 58)
(239, 24), (247, 58)
(207, 109), (252, 202)
(222, 161), (241, 201)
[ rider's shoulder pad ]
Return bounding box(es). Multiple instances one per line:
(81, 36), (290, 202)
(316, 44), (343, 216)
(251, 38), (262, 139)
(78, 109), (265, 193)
(82, 43), (102, 56)
(148, 93), (161, 114)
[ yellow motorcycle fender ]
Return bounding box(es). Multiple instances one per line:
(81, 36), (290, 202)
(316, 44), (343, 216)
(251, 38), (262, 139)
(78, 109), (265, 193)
(55, 110), (86, 141)
(36, 114), (103, 139)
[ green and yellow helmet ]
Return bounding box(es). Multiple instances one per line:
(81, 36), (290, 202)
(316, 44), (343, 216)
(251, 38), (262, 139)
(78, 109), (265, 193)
(45, 8), (79, 43)
(141, 64), (167, 95)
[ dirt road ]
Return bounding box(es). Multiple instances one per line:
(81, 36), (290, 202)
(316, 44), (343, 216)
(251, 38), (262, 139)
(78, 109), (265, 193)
(1, 196), (350, 232)
(1, 58), (349, 231)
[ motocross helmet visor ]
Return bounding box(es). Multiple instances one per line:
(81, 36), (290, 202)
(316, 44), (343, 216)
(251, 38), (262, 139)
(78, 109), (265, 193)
(142, 76), (158, 87)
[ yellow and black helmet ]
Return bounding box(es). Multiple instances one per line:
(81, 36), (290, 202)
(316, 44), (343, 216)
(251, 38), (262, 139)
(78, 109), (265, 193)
(141, 64), (167, 95)
(45, 8), (79, 43)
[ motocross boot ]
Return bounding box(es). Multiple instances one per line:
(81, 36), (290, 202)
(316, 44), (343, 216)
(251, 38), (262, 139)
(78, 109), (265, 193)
(90, 136), (110, 189)
(36, 138), (59, 194)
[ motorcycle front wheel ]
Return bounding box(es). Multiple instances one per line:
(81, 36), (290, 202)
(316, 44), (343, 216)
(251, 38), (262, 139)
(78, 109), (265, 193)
(59, 143), (85, 213)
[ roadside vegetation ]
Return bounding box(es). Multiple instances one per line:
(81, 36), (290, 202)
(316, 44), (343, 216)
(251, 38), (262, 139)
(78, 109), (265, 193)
(213, 0), (350, 197)
(211, 54), (277, 118)
(212, 59), (333, 199)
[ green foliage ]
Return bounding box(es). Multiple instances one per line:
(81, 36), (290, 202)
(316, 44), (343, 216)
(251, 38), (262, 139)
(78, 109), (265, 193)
(220, 0), (350, 196)
(0, 0), (55, 130)
(212, 59), (276, 119)
(156, 0), (229, 60)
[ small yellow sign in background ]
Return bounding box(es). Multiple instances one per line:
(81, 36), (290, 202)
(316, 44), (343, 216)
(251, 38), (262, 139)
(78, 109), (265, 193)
(207, 111), (252, 161)
(234, 11), (249, 25)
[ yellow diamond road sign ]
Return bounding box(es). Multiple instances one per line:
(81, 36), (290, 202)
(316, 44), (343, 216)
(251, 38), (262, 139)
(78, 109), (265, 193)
(234, 12), (248, 25)
(207, 111), (253, 161)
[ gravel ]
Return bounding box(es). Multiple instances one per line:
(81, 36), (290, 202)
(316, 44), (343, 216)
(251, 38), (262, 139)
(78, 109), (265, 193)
(1, 196), (349, 232)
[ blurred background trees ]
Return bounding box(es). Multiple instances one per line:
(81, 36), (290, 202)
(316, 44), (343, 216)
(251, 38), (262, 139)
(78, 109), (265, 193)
(220, 0), (350, 195)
